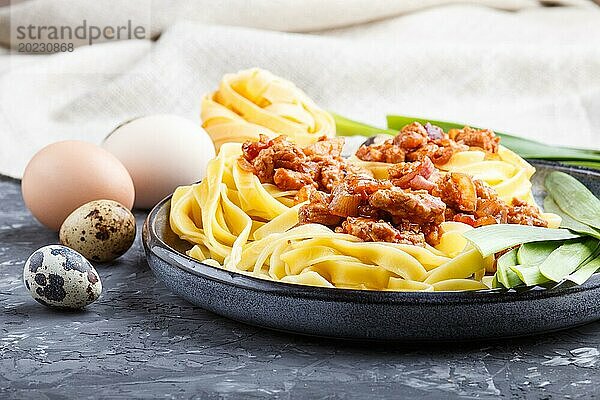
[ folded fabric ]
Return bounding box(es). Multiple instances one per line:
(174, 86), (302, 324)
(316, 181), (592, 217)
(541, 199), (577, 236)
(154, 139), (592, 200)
(0, 1), (599, 179)
(4, 0), (590, 46)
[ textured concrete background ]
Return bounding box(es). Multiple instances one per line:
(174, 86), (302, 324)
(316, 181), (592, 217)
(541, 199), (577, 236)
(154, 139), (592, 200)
(1, 175), (599, 399)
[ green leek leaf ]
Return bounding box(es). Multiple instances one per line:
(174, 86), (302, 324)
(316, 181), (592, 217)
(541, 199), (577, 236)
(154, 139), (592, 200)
(567, 256), (600, 285)
(490, 274), (500, 289)
(562, 160), (600, 170)
(538, 238), (599, 282)
(495, 248), (523, 288)
(517, 242), (561, 267)
(510, 265), (550, 287)
(462, 225), (580, 257)
(545, 171), (600, 230)
(332, 113), (395, 137)
(543, 197), (600, 240)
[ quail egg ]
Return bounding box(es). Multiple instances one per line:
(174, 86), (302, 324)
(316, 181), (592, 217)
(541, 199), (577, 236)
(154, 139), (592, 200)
(23, 245), (102, 309)
(59, 200), (136, 262)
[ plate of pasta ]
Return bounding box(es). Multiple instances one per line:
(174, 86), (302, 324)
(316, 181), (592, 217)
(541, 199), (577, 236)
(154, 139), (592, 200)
(143, 69), (600, 340)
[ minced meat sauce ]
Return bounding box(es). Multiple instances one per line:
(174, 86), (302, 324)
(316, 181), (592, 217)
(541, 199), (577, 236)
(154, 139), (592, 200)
(240, 124), (546, 247)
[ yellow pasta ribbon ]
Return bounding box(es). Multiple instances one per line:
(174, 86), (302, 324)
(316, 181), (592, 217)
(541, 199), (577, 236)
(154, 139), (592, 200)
(424, 248), (485, 284)
(201, 68), (335, 150)
(169, 141), (501, 292)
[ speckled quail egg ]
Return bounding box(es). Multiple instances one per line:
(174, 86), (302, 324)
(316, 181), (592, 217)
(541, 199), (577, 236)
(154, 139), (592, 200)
(59, 200), (136, 263)
(23, 245), (102, 309)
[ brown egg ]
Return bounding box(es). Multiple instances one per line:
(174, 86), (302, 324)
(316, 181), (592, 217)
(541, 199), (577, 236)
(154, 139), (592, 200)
(22, 140), (135, 231)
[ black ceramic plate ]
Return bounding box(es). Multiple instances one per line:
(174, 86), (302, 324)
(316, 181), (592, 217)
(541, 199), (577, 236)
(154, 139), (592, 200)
(142, 161), (600, 341)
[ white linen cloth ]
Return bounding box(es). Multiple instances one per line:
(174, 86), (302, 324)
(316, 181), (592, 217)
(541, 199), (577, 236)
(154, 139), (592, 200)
(0, 0), (599, 179)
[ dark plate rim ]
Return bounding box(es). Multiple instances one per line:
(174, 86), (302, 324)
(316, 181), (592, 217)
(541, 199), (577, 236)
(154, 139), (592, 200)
(143, 160), (600, 305)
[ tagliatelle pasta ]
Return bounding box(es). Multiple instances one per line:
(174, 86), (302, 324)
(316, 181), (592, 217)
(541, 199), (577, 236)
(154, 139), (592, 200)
(201, 68), (336, 150)
(170, 142), (498, 291)
(179, 70), (567, 291)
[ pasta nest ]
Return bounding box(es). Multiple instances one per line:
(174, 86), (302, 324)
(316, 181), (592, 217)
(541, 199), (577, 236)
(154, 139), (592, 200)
(201, 68), (335, 150)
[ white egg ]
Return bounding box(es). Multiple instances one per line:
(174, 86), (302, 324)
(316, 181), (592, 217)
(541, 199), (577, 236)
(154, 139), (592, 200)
(102, 114), (216, 209)
(23, 245), (102, 309)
